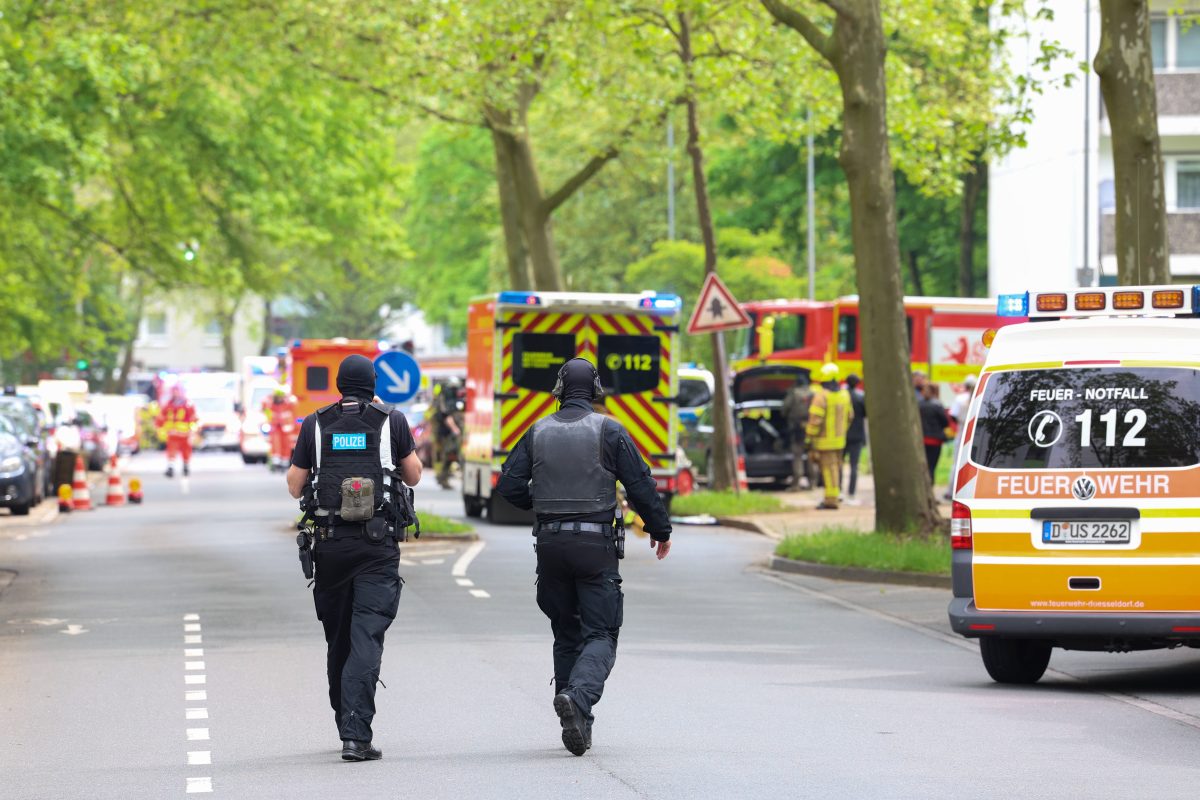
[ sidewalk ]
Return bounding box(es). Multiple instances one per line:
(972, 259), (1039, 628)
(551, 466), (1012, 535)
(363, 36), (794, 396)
(717, 473), (952, 540)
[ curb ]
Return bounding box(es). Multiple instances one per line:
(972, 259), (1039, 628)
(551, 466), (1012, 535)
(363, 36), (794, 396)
(714, 516), (773, 536)
(768, 555), (951, 589)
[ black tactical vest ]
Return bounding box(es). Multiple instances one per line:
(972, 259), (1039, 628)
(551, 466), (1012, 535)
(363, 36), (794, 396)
(313, 400), (393, 518)
(529, 412), (618, 516)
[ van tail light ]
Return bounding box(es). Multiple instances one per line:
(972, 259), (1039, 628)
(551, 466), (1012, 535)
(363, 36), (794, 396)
(951, 501), (973, 550)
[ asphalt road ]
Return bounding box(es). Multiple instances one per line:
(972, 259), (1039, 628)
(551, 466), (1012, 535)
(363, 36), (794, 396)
(2, 452), (1200, 799)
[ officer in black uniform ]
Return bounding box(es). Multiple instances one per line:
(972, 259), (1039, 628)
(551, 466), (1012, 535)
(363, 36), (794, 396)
(286, 354), (422, 762)
(496, 357), (672, 757)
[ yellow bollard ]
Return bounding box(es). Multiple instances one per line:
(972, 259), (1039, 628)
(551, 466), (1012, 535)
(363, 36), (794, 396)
(57, 483), (73, 513)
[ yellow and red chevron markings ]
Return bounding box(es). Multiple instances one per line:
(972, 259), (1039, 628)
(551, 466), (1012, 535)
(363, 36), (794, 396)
(497, 309), (675, 472)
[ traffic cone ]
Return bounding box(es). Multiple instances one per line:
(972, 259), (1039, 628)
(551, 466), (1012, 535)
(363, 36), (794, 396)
(736, 455), (749, 492)
(57, 483), (73, 513)
(105, 456), (126, 506)
(71, 454), (93, 511)
(128, 477), (143, 505)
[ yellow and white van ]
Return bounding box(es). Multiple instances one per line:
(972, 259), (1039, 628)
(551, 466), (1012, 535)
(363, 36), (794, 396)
(949, 286), (1200, 683)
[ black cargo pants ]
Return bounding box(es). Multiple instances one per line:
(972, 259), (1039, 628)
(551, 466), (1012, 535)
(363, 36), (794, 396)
(535, 530), (624, 723)
(313, 533), (402, 742)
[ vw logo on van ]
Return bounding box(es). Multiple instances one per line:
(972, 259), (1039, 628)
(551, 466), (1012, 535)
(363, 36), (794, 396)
(1072, 476), (1097, 502)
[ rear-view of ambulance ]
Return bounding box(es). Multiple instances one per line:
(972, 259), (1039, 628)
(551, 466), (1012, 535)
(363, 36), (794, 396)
(949, 286), (1200, 683)
(462, 291), (682, 523)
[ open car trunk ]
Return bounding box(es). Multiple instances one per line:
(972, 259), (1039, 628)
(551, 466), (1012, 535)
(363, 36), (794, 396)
(733, 366), (810, 480)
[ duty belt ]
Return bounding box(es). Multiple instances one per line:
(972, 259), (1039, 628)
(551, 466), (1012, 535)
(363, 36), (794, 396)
(535, 521), (613, 535)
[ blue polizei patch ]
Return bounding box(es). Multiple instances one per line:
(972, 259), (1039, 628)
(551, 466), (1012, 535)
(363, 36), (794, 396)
(331, 433), (368, 450)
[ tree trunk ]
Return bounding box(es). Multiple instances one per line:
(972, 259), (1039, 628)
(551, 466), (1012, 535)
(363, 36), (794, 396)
(680, 11), (738, 493)
(958, 152), (986, 296)
(906, 250), (925, 296)
(508, 129), (565, 292)
(260, 297), (273, 356)
(490, 125), (534, 290)
(832, 0), (940, 533)
(1094, 0), (1169, 285)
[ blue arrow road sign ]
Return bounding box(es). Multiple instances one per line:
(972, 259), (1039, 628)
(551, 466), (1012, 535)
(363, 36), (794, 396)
(374, 351), (421, 404)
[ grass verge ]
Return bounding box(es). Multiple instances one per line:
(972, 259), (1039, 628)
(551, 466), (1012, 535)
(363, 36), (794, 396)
(775, 527), (950, 575)
(418, 512), (475, 535)
(671, 489), (785, 517)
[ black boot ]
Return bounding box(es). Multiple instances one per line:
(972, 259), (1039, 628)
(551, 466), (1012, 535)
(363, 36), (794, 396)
(182, 462), (190, 477)
(164, 466), (174, 478)
(553, 693), (590, 756)
(341, 740), (382, 761)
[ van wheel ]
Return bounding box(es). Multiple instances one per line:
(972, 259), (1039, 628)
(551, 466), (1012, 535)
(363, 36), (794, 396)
(463, 495), (484, 518)
(979, 638), (1052, 684)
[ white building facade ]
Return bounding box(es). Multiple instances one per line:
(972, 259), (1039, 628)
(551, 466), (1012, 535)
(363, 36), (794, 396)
(990, 1), (1200, 294)
(132, 294), (264, 373)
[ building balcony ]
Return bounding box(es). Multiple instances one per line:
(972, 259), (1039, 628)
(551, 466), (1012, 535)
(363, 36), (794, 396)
(1102, 211), (1200, 256)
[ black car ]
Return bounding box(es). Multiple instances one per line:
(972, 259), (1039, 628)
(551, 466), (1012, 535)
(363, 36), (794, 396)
(0, 414), (45, 515)
(0, 396), (53, 498)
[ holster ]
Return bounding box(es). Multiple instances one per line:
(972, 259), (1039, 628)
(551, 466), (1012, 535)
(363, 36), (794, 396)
(296, 531), (314, 580)
(614, 519), (626, 560)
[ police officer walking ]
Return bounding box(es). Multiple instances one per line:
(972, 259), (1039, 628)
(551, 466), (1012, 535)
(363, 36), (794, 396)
(496, 358), (672, 757)
(286, 355), (422, 762)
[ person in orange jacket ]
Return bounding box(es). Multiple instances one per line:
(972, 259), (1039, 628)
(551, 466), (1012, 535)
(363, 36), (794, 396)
(157, 384), (197, 478)
(263, 389), (298, 471)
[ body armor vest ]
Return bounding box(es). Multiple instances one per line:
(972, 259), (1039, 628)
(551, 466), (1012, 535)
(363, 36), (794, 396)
(313, 400), (394, 519)
(529, 412), (618, 516)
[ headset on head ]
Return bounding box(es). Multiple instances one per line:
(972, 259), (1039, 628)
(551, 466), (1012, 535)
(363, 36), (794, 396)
(551, 358), (604, 401)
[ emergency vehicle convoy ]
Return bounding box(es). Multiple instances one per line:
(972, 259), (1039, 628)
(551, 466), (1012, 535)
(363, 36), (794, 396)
(734, 295), (1024, 383)
(461, 290), (683, 523)
(948, 285), (1200, 684)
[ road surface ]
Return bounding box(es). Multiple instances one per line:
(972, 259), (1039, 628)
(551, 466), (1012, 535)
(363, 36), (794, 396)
(2, 452), (1200, 798)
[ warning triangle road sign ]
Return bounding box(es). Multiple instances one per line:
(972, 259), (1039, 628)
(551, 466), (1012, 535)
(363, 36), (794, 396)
(687, 272), (752, 335)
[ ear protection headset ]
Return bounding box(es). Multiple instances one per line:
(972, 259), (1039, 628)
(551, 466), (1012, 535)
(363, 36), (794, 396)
(551, 357), (604, 400)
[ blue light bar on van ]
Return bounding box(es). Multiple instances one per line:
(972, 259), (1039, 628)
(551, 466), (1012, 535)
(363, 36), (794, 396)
(638, 293), (682, 311)
(498, 291), (541, 306)
(996, 293), (1029, 317)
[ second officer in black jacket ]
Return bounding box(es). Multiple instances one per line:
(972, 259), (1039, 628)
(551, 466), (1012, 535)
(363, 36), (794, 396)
(496, 357), (672, 757)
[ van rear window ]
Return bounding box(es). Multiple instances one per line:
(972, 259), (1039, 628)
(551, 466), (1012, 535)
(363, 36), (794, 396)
(970, 367), (1200, 469)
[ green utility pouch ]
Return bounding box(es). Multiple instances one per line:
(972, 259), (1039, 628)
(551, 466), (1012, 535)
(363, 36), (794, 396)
(339, 477), (376, 522)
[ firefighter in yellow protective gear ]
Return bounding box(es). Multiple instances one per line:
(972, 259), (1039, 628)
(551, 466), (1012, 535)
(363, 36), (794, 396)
(805, 363), (854, 510)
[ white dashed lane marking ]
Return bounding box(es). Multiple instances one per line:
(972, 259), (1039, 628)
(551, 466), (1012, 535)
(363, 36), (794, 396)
(420, 559), (445, 565)
(451, 542), (485, 577)
(455, 579), (474, 587)
(183, 614), (212, 794)
(469, 589), (491, 599)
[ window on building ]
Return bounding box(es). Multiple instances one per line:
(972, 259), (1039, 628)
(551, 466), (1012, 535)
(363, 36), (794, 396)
(204, 319), (221, 336)
(1179, 160), (1200, 210)
(1152, 18), (1167, 69)
(1179, 18), (1200, 68)
(145, 312), (167, 337)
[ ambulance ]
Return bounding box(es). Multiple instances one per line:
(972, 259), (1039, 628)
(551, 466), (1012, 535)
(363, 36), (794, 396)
(286, 338), (384, 418)
(949, 285), (1200, 683)
(461, 290), (683, 523)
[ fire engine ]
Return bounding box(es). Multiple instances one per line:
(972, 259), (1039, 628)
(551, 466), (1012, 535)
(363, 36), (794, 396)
(461, 291), (683, 523)
(733, 296), (1025, 384)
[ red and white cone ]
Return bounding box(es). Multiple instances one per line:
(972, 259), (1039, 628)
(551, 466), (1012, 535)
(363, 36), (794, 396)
(736, 455), (749, 492)
(72, 454), (93, 511)
(105, 456), (126, 506)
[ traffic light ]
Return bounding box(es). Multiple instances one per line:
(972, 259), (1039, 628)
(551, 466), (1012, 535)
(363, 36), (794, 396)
(75, 358), (89, 371)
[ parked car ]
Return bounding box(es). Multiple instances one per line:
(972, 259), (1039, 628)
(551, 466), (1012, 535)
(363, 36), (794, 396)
(679, 365), (810, 488)
(0, 397), (52, 499)
(0, 414), (45, 515)
(677, 366), (714, 427)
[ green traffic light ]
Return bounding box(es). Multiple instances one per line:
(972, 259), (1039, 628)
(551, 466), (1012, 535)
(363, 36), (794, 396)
(75, 359), (89, 370)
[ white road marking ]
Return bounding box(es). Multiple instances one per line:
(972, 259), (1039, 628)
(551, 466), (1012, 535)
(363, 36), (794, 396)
(452, 541), (486, 577)
(758, 570), (1200, 734)
(180, 477), (190, 495)
(412, 548), (457, 557)
(185, 635), (202, 644)
(14, 534), (27, 541)
(397, 558), (417, 567)
(469, 589), (491, 599)
(186, 708), (208, 720)
(455, 578), (474, 587)
(183, 614), (200, 621)
(186, 691), (207, 702)
(421, 559), (445, 565)
(186, 728), (210, 741)
(60, 624), (88, 635)
(185, 648), (204, 657)
(184, 623), (202, 632)
(185, 776), (212, 793)
(187, 751), (211, 766)
(185, 661), (206, 671)
(185, 675), (207, 685)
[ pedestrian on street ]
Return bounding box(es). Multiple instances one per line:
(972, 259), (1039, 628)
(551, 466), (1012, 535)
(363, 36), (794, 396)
(842, 374), (867, 504)
(156, 384), (196, 478)
(432, 378), (463, 489)
(805, 363), (853, 510)
(918, 383), (951, 483)
(943, 374), (977, 500)
(781, 373), (814, 490)
(496, 357), (672, 757)
(286, 355), (423, 762)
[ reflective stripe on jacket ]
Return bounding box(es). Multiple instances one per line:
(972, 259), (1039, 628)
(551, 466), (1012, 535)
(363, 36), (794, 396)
(805, 387), (853, 450)
(158, 404), (196, 436)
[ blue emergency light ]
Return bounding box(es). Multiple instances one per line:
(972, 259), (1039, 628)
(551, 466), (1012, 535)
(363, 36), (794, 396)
(498, 291), (542, 306)
(996, 293), (1029, 317)
(638, 293), (682, 311)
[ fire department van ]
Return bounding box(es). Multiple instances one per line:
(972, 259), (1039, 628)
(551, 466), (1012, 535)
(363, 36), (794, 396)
(949, 285), (1200, 683)
(286, 338), (384, 418)
(462, 290), (683, 523)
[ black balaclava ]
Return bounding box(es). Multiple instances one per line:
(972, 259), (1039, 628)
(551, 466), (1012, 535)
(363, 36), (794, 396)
(559, 358), (599, 404)
(337, 354), (377, 401)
